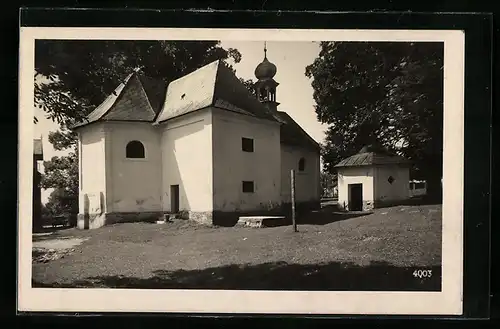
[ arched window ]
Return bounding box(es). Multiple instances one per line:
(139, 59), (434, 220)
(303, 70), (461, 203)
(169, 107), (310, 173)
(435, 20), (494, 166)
(298, 157), (306, 171)
(126, 140), (145, 159)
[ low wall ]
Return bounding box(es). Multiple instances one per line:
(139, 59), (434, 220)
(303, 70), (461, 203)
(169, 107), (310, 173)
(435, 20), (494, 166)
(76, 200), (322, 229)
(77, 211), (164, 230)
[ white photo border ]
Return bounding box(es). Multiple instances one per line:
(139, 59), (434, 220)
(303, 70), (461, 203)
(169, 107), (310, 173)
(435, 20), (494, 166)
(18, 27), (464, 315)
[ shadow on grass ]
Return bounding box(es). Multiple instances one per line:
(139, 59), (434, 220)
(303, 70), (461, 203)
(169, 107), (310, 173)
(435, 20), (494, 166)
(33, 261), (441, 291)
(297, 210), (369, 226)
(292, 203), (372, 226)
(406, 196), (442, 206)
(375, 197), (443, 210)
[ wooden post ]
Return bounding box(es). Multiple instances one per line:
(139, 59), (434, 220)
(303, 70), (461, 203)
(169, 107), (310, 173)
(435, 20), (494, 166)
(291, 169), (297, 232)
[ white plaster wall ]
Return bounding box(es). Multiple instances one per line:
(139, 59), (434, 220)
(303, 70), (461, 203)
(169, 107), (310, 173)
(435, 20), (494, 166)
(105, 122), (162, 213)
(161, 108), (213, 212)
(78, 124), (106, 215)
(337, 166), (374, 209)
(280, 145), (321, 204)
(373, 165), (410, 203)
(212, 108), (281, 212)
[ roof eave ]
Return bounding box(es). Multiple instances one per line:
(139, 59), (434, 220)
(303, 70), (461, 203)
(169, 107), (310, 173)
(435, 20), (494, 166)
(335, 163), (372, 169)
(153, 106), (212, 126)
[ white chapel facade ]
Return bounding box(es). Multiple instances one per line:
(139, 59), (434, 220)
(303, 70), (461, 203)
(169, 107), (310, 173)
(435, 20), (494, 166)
(73, 49), (321, 229)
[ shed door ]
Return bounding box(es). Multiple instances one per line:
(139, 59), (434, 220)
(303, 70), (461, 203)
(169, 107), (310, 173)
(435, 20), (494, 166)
(348, 183), (363, 211)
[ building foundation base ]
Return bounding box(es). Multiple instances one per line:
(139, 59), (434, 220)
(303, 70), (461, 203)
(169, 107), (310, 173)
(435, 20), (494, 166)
(77, 211), (165, 230)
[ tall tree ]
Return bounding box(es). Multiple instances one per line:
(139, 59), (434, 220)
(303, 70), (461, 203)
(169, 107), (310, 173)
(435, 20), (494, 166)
(35, 40), (243, 147)
(239, 78), (257, 97)
(320, 170), (337, 198)
(306, 42), (443, 200)
(35, 40), (244, 220)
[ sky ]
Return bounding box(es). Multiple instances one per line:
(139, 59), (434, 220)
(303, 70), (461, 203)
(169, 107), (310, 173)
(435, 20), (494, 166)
(34, 41), (328, 203)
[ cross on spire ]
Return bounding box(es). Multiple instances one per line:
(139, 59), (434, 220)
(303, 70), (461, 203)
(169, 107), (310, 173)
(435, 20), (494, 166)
(264, 41), (267, 58)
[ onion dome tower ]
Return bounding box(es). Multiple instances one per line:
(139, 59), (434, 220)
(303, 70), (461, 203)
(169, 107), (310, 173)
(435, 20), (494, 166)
(254, 42), (280, 111)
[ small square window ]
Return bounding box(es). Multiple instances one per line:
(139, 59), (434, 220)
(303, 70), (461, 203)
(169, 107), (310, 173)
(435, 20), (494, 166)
(242, 137), (254, 152)
(242, 181), (254, 193)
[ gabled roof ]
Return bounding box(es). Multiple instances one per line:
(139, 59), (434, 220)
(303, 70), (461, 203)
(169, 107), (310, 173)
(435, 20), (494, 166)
(72, 72), (167, 129)
(335, 145), (411, 168)
(273, 111), (321, 152)
(154, 60), (279, 124)
(70, 60), (318, 156)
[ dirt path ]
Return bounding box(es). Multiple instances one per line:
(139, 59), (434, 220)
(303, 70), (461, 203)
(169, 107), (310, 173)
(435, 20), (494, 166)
(33, 236), (89, 250)
(32, 234), (89, 263)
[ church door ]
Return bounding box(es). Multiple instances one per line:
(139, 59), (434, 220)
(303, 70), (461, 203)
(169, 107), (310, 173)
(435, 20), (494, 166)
(170, 185), (180, 213)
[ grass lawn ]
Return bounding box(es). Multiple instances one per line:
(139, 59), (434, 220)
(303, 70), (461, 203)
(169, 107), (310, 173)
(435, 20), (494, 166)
(32, 203), (442, 291)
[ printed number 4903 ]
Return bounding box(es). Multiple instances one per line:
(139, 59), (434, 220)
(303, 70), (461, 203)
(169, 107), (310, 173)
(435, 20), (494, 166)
(413, 269), (432, 278)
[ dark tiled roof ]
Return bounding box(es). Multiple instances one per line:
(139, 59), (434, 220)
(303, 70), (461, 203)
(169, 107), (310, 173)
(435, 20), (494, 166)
(72, 72), (165, 129)
(71, 60), (315, 162)
(33, 139), (43, 156)
(155, 60), (279, 124)
(335, 146), (411, 168)
(273, 111), (321, 152)
(137, 75), (168, 116)
(73, 73), (133, 128)
(101, 74), (157, 122)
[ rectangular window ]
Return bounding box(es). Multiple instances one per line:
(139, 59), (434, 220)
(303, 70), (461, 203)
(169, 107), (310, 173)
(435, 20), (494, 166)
(241, 137), (254, 152)
(242, 181), (254, 193)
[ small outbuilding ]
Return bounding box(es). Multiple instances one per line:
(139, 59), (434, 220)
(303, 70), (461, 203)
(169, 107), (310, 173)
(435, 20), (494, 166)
(335, 145), (411, 212)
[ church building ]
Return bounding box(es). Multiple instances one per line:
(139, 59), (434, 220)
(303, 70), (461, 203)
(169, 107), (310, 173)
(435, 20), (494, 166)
(72, 47), (321, 229)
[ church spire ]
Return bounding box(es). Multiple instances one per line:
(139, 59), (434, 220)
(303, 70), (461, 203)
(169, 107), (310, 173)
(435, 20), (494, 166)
(253, 42), (280, 111)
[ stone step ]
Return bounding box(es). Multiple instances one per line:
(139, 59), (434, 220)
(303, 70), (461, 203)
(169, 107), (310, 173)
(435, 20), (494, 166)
(237, 216), (287, 228)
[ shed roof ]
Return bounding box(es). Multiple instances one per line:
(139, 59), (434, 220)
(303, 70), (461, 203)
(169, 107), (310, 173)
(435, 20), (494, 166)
(334, 145), (410, 168)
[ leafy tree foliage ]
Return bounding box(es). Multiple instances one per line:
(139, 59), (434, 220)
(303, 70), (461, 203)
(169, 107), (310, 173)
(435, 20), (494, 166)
(35, 40), (243, 148)
(40, 152), (79, 219)
(40, 152), (78, 195)
(239, 78), (257, 97)
(306, 41), (443, 199)
(35, 40), (245, 220)
(320, 171), (337, 198)
(44, 188), (79, 218)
